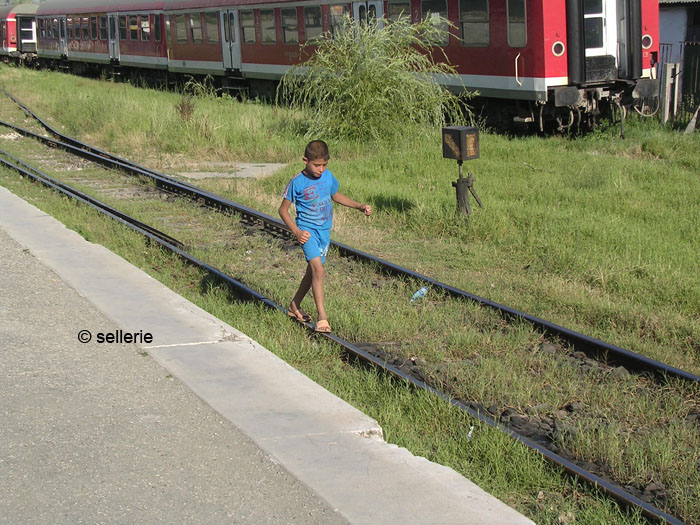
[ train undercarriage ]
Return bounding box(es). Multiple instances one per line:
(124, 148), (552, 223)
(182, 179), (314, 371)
(474, 78), (659, 134)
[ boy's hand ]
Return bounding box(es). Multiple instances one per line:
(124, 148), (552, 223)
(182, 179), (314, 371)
(359, 204), (372, 216)
(296, 229), (311, 244)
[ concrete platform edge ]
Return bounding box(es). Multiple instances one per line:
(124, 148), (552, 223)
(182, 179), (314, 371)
(0, 185), (534, 524)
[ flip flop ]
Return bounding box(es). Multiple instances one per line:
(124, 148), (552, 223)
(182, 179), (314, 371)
(287, 309), (312, 322)
(315, 320), (331, 333)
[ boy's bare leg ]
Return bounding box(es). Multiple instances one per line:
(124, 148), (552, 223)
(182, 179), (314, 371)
(290, 264), (312, 316)
(308, 257), (327, 321)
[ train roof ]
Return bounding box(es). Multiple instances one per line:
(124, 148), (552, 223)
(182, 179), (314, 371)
(37, 1), (167, 16)
(36, 0), (300, 16)
(0, 3), (39, 18)
(161, 0), (300, 8)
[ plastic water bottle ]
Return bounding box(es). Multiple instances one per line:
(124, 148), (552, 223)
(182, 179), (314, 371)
(410, 286), (428, 303)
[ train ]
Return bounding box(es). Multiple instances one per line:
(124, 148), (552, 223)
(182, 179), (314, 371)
(1, 0), (660, 130)
(0, 3), (38, 63)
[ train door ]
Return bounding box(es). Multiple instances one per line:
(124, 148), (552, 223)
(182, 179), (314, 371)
(107, 14), (120, 62)
(220, 10), (241, 71)
(352, 1), (384, 26)
(583, 0), (618, 60)
(58, 17), (67, 56)
(17, 16), (37, 54)
(567, 0), (623, 83)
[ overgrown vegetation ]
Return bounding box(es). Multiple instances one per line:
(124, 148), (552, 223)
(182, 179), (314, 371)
(277, 15), (471, 141)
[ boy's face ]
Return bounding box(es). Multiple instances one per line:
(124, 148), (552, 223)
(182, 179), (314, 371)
(303, 157), (328, 178)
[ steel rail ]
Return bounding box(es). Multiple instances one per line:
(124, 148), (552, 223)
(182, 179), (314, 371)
(2, 107), (697, 385)
(0, 149), (184, 249)
(0, 150), (682, 524)
(2, 89), (205, 193)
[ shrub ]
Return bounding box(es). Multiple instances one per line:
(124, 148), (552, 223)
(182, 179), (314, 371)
(277, 15), (472, 142)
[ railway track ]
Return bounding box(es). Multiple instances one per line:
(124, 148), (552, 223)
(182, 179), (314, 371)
(1, 92), (696, 524)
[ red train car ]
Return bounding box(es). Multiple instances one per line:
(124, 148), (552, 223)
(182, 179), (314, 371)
(36, 0), (167, 75)
(0, 3), (37, 63)
(34, 0), (659, 128)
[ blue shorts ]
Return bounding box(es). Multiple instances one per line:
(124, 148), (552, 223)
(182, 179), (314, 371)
(300, 227), (330, 264)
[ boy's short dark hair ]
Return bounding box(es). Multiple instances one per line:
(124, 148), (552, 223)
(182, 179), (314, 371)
(304, 140), (330, 161)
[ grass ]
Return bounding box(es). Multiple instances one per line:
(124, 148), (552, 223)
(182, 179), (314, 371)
(2, 64), (699, 523)
(0, 167), (649, 525)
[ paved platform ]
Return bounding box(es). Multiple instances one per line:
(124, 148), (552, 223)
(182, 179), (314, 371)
(0, 184), (534, 524)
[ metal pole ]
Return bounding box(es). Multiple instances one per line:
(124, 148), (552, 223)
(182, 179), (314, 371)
(453, 161), (470, 216)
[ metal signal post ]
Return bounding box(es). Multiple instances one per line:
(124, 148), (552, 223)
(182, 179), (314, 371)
(442, 126), (482, 216)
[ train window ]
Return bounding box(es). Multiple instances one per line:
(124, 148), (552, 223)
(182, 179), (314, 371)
(129, 15), (138, 40)
(67, 18), (73, 39)
(506, 0), (526, 47)
(329, 4), (348, 38)
(281, 8), (298, 44)
(54, 19), (60, 40)
(223, 12), (230, 41)
(421, 0), (449, 45)
(119, 16), (127, 40)
(19, 18), (33, 42)
(303, 6), (322, 41)
(205, 13), (219, 44)
(99, 17), (107, 40)
(175, 14), (187, 43)
(91, 17), (98, 40)
(240, 11), (255, 43)
(190, 13), (203, 44)
(154, 15), (162, 42)
(260, 10), (276, 44)
(140, 15), (150, 41)
(583, 0), (603, 49)
(387, 0), (410, 22)
(583, 0), (602, 13)
(82, 17), (89, 40)
(39, 19), (45, 39)
(357, 4), (376, 25)
(460, 0), (489, 46)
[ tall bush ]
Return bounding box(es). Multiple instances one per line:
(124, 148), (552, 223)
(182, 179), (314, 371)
(277, 15), (471, 142)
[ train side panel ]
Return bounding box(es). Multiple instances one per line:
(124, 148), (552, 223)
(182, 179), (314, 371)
(0, 11), (18, 58)
(0, 4), (36, 60)
(165, 10), (224, 75)
(641, 0), (659, 77)
(438, 0), (551, 101)
(36, 1), (167, 70)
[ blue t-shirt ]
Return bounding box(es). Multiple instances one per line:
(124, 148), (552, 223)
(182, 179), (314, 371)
(282, 169), (339, 231)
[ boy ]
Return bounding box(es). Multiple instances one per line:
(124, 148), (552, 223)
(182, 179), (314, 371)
(279, 140), (371, 333)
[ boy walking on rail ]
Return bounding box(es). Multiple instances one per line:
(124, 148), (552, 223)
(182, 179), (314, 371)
(279, 140), (372, 333)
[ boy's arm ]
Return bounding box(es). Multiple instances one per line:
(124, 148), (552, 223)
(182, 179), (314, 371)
(332, 192), (372, 216)
(279, 198), (310, 244)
